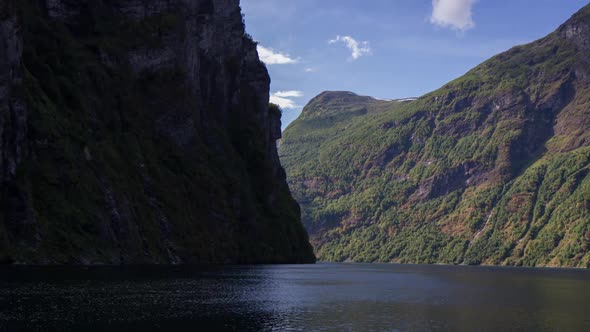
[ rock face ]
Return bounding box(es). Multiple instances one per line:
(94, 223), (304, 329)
(0, 0), (315, 264)
(1, 2), (34, 262)
(280, 4), (590, 267)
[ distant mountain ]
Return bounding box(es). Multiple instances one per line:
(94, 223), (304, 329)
(280, 4), (590, 267)
(0, 0), (314, 264)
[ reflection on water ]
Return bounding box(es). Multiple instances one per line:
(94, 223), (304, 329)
(0, 263), (589, 331)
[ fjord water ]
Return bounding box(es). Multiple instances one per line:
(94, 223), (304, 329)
(1, 264), (589, 331)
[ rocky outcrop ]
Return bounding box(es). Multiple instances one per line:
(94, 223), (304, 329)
(560, 5), (590, 52)
(0, 0), (315, 264)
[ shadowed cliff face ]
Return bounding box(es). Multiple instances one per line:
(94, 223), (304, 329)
(0, 0), (315, 264)
(1, 2), (33, 261)
(281, 5), (590, 267)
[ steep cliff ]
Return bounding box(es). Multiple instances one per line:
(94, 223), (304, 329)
(281, 4), (590, 267)
(0, 0), (315, 264)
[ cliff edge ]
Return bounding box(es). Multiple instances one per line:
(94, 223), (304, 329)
(0, 0), (315, 264)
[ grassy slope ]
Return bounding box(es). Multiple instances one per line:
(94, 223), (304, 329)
(281, 5), (590, 267)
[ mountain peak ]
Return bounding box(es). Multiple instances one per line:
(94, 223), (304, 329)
(300, 91), (378, 118)
(300, 91), (418, 120)
(311, 91), (373, 102)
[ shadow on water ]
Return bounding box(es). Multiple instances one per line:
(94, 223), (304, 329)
(0, 264), (589, 331)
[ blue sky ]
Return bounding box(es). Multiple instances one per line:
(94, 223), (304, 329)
(240, 0), (589, 128)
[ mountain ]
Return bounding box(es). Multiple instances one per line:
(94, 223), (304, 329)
(279, 91), (413, 232)
(0, 0), (315, 264)
(280, 4), (590, 267)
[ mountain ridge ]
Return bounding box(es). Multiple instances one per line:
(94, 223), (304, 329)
(280, 3), (590, 267)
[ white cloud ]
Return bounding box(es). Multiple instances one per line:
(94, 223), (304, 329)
(430, 0), (477, 31)
(273, 90), (304, 98)
(304, 67), (316, 73)
(257, 45), (299, 65)
(270, 91), (304, 109)
(329, 35), (372, 60)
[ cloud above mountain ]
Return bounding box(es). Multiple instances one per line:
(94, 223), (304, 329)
(430, 0), (477, 31)
(270, 91), (304, 109)
(329, 36), (372, 60)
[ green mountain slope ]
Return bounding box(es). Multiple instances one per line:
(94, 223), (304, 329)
(280, 4), (590, 267)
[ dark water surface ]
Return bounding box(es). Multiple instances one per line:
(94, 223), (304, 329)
(1, 263), (589, 331)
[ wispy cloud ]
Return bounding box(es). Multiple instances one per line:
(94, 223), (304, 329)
(430, 0), (477, 31)
(273, 91), (304, 98)
(329, 35), (372, 60)
(304, 67), (316, 73)
(257, 45), (299, 65)
(270, 91), (304, 109)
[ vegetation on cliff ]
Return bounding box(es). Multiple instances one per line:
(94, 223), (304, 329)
(0, 0), (314, 264)
(280, 5), (590, 267)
